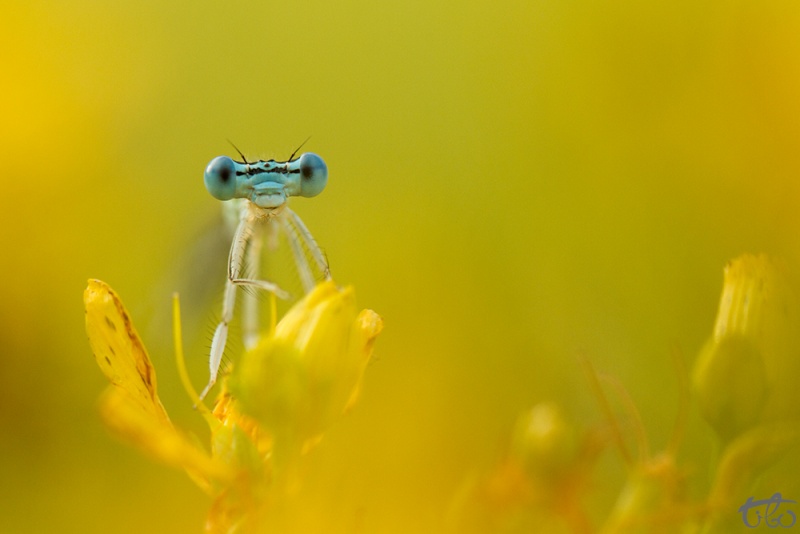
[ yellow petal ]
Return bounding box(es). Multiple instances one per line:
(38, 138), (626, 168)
(84, 279), (231, 489)
(343, 308), (383, 412)
(99, 387), (230, 492)
(84, 279), (168, 422)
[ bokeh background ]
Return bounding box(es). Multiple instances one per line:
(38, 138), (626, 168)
(3, 1), (800, 532)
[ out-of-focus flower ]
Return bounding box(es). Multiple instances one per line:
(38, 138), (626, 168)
(602, 454), (691, 534)
(692, 255), (800, 532)
(587, 359), (697, 534)
(84, 279), (382, 533)
(693, 254), (800, 442)
(447, 403), (602, 534)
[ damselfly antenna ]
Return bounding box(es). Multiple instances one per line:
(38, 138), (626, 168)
(226, 139), (249, 164)
(288, 136), (312, 162)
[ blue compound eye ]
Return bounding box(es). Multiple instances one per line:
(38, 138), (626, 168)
(298, 153), (328, 198)
(204, 156), (237, 201)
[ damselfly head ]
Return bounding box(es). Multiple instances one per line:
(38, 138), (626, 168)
(204, 153), (328, 208)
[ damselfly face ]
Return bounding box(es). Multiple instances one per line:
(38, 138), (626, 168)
(204, 153), (328, 209)
(198, 150), (332, 401)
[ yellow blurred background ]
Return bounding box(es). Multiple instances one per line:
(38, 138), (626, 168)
(2, 0), (800, 532)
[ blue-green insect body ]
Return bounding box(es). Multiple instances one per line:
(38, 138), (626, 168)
(199, 151), (331, 401)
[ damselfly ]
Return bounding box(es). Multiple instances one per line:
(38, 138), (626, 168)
(199, 148), (330, 400)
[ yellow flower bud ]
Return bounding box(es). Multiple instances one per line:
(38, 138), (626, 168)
(693, 254), (800, 442)
(230, 281), (382, 460)
(693, 336), (767, 442)
(510, 403), (579, 482)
